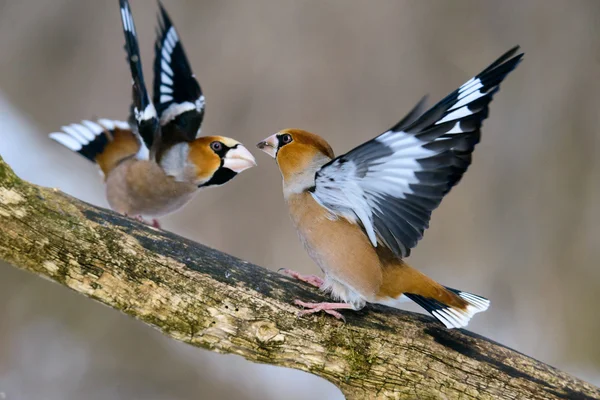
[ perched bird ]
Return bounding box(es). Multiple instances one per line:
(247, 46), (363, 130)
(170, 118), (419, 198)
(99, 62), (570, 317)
(257, 47), (523, 328)
(49, 0), (255, 227)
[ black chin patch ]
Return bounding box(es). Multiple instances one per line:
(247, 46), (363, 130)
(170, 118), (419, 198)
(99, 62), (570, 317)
(199, 167), (237, 187)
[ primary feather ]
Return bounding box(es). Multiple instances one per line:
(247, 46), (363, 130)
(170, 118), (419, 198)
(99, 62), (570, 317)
(311, 46), (524, 258)
(153, 1), (205, 140)
(119, 0), (159, 152)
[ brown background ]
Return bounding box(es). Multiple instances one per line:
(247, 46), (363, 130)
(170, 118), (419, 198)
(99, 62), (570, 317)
(1, 0), (599, 399)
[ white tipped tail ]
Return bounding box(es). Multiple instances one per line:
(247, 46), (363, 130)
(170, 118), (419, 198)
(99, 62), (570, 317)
(405, 287), (490, 329)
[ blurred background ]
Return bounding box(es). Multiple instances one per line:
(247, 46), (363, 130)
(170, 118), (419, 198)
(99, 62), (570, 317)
(0, 0), (599, 398)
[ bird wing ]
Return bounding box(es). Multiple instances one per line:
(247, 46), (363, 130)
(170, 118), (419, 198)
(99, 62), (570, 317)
(119, 0), (158, 157)
(49, 119), (146, 176)
(311, 46), (523, 258)
(152, 1), (205, 147)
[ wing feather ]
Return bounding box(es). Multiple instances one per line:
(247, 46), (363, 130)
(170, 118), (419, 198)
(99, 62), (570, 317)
(312, 46), (523, 258)
(153, 1), (205, 143)
(119, 0), (159, 153)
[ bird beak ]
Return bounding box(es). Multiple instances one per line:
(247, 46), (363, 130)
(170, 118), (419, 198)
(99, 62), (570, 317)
(223, 145), (256, 173)
(256, 134), (278, 158)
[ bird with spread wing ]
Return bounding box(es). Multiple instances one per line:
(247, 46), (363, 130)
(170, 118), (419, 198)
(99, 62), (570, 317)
(257, 47), (523, 328)
(50, 0), (255, 228)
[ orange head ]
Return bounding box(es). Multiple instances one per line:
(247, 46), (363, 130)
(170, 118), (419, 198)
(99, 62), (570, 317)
(189, 136), (256, 187)
(161, 136), (256, 187)
(256, 129), (334, 184)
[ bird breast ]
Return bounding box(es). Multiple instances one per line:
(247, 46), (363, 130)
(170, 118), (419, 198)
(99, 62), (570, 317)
(286, 191), (383, 301)
(105, 158), (197, 218)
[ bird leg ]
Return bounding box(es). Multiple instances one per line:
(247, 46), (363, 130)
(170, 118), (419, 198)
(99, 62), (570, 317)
(279, 268), (324, 288)
(129, 215), (161, 229)
(293, 300), (354, 322)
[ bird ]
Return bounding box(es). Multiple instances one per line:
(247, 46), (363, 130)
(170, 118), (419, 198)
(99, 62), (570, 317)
(257, 47), (523, 329)
(49, 0), (255, 228)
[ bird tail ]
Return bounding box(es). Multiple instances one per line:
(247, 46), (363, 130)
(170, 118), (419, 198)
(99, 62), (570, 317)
(49, 119), (145, 176)
(404, 287), (490, 329)
(376, 262), (489, 329)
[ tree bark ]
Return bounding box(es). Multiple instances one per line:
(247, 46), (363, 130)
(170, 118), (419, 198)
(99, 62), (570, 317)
(0, 154), (597, 400)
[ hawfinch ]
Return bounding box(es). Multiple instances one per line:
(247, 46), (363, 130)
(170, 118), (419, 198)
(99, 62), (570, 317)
(50, 0), (255, 227)
(258, 47), (523, 329)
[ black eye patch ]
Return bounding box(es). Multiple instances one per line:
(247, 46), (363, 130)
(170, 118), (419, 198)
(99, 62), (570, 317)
(198, 167), (237, 188)
(211, 142), (234, 158)
(277, 134), (293, 147)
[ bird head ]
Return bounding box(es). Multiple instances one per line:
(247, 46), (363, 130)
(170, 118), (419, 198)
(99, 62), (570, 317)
(256, 129), (334, 183)
(187, 136), (256, 187)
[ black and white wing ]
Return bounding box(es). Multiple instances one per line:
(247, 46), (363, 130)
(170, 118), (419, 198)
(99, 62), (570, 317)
(119, 0), (159, 154)
(50, 120), (132, 162)
(311, 47), (523, 258)
(153, 1), (205, 143)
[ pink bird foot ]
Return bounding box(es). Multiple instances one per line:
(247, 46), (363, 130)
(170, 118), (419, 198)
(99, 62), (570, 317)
(293, 300), (354, 322)
(129, 215), (161, 229)
(279, 268), (324, 288)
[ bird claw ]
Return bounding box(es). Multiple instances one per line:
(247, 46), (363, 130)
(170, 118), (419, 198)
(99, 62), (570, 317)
(279, 269), (324, 288)
(129, 215), (161, 229)
(293, 300), (351, 322)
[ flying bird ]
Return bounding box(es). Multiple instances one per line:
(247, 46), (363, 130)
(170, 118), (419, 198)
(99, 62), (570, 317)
(257, 47), (523, 328)
(49, 0), (255, 227)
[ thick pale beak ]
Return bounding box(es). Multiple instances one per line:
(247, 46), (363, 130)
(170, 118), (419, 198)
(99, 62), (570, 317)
(256, 134), (278, 158)
(223, 145), (256, 173)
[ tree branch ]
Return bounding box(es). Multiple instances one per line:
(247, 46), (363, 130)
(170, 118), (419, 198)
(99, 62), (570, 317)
(0, 154), (597, 400)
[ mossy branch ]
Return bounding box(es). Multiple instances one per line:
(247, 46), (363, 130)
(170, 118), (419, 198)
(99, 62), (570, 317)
(0, 154), (597, 400)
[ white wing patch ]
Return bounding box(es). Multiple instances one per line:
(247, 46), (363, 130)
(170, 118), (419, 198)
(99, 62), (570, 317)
(50, 119), (148, 161)
(97, 119), (130, 131)
(120, 4), (136, 35)
(156, 26), (179, 116)
(49, 132), (83, 152)
(311, 47), (523, 258)
(153, 5), (206, 139)
(50, 121), (107, 152)
(161, 72), (173, 86)
(313, 132), (439, 248)
(134, 103), (158, 124)
(435, 106), (473, 125)
(158, 97), (205, 127)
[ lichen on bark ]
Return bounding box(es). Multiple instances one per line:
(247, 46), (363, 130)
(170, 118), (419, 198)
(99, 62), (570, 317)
(0, 154), (598, 400)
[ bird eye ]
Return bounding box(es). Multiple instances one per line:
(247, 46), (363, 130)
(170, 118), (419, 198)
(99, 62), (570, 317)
(210, 141), (223, 152)
(281, 134), (293, 144)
